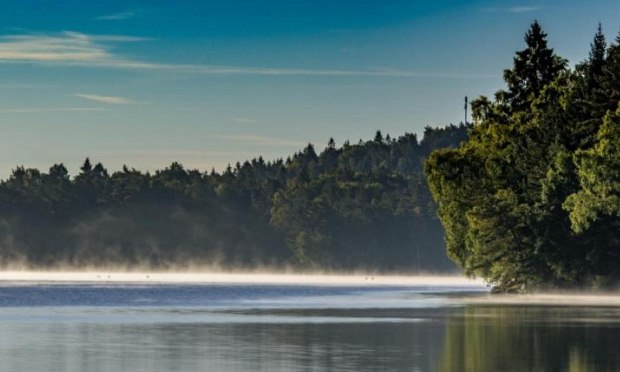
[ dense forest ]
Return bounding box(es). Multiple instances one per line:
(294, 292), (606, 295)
(426, 21), (620, 291)
(0, 125), (468, 271)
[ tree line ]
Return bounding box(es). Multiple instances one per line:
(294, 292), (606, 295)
(0, 125), (468, 271)
(426, 21), (620, 291)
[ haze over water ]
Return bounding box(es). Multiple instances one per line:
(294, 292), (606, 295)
(0, 273), (619, 371)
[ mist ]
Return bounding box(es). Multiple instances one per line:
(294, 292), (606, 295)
(0, 271), (483, 286)
(0, 127), (468, 274)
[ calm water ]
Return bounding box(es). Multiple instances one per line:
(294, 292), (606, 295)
(0, 282), (619, 371)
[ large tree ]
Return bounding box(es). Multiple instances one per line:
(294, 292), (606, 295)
(499, 20), (567, 113)
(427, 22), (619, 291)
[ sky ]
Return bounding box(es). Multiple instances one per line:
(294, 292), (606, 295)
(0, 0), (619, 178)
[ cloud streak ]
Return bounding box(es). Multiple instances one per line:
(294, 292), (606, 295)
(231, 117), (259, 124)
(74, 93), (147, 105)
(483, 6), (543, 13)
(96, 11), (136, 21)
(0, 107), (107, 114)
(0, 32), (109, 62)
(0, 31), (498, 79)
(83, 60), (498, 78)
(0, 32), (146, 62)
(216, 134), (307, 148)
(508, 6), (541, 13)
(119, 149), (254, 158)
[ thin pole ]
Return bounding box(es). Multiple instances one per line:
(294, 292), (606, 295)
(464, 96), (468, 124)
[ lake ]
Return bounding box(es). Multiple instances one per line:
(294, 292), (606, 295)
(0, 274), (619, 371)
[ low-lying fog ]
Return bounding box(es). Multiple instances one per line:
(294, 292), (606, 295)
(0, 271), (482, 286)
(4, 271), (620, 307)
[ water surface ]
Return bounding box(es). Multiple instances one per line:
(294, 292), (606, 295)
(0, 279), (618, 371)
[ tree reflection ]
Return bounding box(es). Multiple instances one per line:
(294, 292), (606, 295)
(438, 306), (620, 372)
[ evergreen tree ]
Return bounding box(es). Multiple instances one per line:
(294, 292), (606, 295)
(587, 23), (607, 87)
(599, 31), (620, 111)
(80, 158), (93, 174)
(0, 127), (466, 271)
(500, 20), (567, 112)
(426, 22), (620, 291)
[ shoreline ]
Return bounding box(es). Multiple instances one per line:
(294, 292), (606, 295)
(460, 293), (620, 307)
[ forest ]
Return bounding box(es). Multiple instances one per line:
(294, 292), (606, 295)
(426, 21), (620, 291)
(0, 124), (468, 271)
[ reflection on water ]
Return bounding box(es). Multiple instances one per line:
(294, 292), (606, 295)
(439, 306), (620, 372)
(2, 321), (447, 372)
(0, 283), (618, 371)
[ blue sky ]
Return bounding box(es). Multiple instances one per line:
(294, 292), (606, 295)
(0, 0), (619, 177)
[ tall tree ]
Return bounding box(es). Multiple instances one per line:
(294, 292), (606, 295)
(500, 20), (567, 112)
(587, 23), (607, 87)
(425, 21), (611, 291)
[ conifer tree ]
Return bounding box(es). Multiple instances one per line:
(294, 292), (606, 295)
(80, 158), (93, 174)
(426, 22), (620, 291)
(599, 31), (620, 110)
(500, 21), (566, 112)
(587, 23), (607, 87)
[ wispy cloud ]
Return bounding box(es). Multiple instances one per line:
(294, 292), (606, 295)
(0, 31), (497, 79)
(120, 149), (253, 158)
(74, 93), (147, 105)
(0, 83), (52, 89)
(96, 11), (136, 21)
(508, 6), (542, 13)
(231, 117), (259, 124)
(217, 134), (307, 148)
(0, 31), (146, 62)
(69, 61), (498, 78)
(0, 107), (106, 114)
(0, 32), (108, 62)
(483, 6), (543, 13)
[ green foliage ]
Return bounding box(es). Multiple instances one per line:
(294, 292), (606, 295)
(0, 127), (468, 271)
(565, 107), (620, 233)
(500, 20), (567, 113)
(426, 21), (620, 291)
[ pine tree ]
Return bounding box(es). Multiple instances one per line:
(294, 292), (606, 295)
(574, 24), (610, 148)
(374, 130), (384, 143)
(599, 31), (620, 111)
(587, 23), (607, 87)
(80, 158), (92, 174)
(500, 21), (567, 112)
(327, 137), (336, 149)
